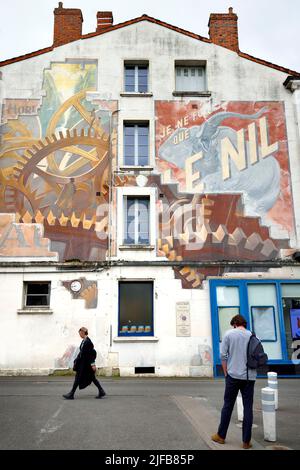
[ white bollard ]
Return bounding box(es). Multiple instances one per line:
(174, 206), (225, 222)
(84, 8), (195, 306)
(267, 372), (278, 410)
(261, 387), (276, 442)
(237, 391), (244, 421)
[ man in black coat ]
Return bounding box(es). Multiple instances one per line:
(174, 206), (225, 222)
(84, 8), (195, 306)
(63, 327), (106, 399)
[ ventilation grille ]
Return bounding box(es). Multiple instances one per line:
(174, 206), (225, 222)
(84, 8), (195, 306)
(135, 367), (155, 374)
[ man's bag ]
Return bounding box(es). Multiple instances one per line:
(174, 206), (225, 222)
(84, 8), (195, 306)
(247, 333), (268, 369)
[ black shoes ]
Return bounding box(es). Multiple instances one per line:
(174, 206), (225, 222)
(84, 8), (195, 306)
(63, 392), (74, 399)
(95, 391), (106, 399)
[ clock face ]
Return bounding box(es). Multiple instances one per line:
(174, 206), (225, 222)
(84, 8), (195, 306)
(70, 280), (82, 293)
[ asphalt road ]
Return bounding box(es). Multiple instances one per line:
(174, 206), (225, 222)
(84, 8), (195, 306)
(0, 377), (299, 450)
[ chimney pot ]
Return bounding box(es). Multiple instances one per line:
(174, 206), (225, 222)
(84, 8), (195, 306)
(96, 11), (113, 32)
(53, 4), (83, 47)
(208, 8), (239, 53)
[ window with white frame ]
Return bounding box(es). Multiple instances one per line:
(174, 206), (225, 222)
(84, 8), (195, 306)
(24, 282), (51, 307)
(124, 196), (150, 245)
(175, 65), (206, 91)
(123, 123), (149, 166)
(124, 64), (148, 92)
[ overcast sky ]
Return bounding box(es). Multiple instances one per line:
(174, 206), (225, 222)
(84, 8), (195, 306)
(0, 0), (299, 71)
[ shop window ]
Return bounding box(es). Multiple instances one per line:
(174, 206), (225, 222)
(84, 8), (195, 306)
(248, 284), (282, 359)
(119, 281), (153, 335)
(251, 306), (277, 341)
(24, 282), (51, 307)
(281, 284), (300, 360)
(216, 286), (240, 341)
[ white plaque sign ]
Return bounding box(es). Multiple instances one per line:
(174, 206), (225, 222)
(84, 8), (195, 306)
(176, 302), (191, 336)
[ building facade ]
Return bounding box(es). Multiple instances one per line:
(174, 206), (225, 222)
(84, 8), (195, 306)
(1, 4), (300, 377)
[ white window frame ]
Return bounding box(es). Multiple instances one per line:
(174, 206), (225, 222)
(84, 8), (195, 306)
(123, 60), (151, 95)
(117, 187), (156, 251)
(23, 281), (51, 308)
(123, 123), (149, 167)
(124, 64), (149, 93)
(124, 196), (150, 245)
(120, 120), (154, 170)
(175, 65), (206, 92)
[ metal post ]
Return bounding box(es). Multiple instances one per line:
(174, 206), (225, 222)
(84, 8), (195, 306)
(267, 371), (278, 410)
(261, 387), (276, 442)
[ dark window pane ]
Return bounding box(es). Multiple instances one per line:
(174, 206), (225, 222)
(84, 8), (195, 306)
(124, 156), (135, 166)
(125, 84), (135, 92)
(138, 134), (148, 145)
(138, 84), (148, 92)
(26, 295), (48, 306)
(138, 156), (149, 166)
(124, 126), (135, 135)
(119, 282), (153, 334)
(125, 77), (135, 85)
(138, 126), (149, 136)
(139, 76), (148, 84)
(27, 283), (49, 295)
(124, 145), (135, 156)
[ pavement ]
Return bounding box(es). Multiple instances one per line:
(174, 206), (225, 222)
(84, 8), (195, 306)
(0, 376), (299, 450)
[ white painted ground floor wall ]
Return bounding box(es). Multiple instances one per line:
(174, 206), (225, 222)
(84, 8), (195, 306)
(0, 266), (213, 377)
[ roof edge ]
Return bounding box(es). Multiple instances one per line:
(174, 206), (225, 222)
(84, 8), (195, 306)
(81, 14), (211, 43)
(0, 14), (299, 77)
(0, 46), (54, 67)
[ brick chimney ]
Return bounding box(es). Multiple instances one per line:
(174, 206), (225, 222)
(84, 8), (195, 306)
(53, 2), (83, 47)
(96, 12), (113, 32)
(208, 7), (239, 53)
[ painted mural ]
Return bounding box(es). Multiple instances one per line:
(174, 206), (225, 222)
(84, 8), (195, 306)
(156, 101), (293, 232)
(0, 213), (57, 259)
(62, 277), (98, 309)
(154, 100), (292, 287)
(0, 59), (117, 261)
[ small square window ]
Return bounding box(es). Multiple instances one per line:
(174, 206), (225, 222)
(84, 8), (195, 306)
(175, 65), (206, 92)
(24, 282), (51, 307)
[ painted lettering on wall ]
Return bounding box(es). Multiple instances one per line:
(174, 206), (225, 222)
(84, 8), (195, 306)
(156, 101), (293, 232)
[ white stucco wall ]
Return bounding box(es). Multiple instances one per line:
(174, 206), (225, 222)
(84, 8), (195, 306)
(0, 266), (213, 377)
(1, 19), (300, 376)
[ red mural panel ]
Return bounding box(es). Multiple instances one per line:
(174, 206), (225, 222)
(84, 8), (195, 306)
(155, 101), (293, 233)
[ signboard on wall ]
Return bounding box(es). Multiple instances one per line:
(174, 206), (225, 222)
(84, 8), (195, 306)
(176, 302), (191, 337)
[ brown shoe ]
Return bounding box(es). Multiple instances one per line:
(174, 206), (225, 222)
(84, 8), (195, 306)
(211, 433), (225, 444)
(242, 442), (252, 449)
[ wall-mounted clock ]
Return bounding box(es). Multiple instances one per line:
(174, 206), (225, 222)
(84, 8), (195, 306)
(70, 280), (82, 293)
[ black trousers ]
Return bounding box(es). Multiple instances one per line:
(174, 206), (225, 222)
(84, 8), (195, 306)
(218, 374), (255, 443)
(70, 374), (105, 395)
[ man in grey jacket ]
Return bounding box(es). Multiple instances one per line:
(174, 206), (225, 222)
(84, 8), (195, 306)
(211, 314), (256, 449)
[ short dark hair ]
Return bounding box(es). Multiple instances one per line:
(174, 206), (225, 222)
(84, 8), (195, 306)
(79, 327), (88, 335)
(230, 314), (247, 328)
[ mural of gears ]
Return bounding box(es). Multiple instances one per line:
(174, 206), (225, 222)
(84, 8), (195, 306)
(0, 60), (118, 261)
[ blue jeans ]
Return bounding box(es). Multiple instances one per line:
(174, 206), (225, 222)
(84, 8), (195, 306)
(218, 374), (255, 443)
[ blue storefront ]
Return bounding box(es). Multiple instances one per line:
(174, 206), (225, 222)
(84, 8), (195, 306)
(210, 280), (300, 377)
